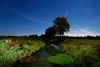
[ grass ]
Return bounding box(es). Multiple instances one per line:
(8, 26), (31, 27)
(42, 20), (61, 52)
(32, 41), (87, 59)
(60, 39), (100, 66)
(0, 38), (100, 67)
(48, 53), (75, 65)
(0, 39), (45, 66)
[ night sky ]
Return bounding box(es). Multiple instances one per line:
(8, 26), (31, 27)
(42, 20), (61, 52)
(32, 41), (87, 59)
(0, 0), (100, 36)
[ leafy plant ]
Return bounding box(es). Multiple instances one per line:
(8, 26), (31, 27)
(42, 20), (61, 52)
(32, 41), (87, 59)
(48, 53), (75, 65)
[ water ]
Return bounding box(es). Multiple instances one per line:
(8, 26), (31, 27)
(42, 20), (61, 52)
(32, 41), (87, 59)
(14, 44), (62, 67)
(51, 44), (60, 50)
(32, 50), (54, 67)
(36, 49), (51, 58)
(51, 44), (64, 52)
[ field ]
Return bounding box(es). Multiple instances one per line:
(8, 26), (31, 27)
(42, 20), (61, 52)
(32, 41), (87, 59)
(60, 39), (100, 67)
(0, 37), (100, 67)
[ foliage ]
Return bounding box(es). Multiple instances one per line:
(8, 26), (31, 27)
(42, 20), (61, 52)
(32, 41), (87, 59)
(45, 16), (70, 36)
(53, 16), (70, 35)
(0, 39), (45, 66)
(48, 53), (75, 65)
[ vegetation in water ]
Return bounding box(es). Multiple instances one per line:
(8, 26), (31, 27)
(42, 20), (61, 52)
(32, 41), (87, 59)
(48, 53), (75, 65)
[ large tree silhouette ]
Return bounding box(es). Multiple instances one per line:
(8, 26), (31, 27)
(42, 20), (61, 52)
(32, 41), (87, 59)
(45, 16), (70, 36)
(53, 16), (70, 36)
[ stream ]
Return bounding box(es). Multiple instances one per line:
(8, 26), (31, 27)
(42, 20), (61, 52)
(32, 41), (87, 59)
(14, 44), (62, 67)
(32, 44), (63, 67)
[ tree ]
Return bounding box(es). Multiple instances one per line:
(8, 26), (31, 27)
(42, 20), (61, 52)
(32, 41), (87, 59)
(53, 16), (70, 36)
(45, 16), (70, 37)
(45, 26), (57, 37)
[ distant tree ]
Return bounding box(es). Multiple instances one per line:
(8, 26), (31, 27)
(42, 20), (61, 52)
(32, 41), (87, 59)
(53, 16), (70, 36)
(45, 26), (57, 37)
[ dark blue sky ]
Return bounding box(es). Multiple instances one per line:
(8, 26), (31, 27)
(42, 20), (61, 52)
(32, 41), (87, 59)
(0, 0), (100, 36)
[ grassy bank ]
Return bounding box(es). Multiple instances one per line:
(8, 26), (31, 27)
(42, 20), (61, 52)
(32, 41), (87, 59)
(0, 38), (45, 67)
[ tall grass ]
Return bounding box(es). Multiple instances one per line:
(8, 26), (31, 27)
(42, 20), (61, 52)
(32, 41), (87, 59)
(0, 39), (45, 66)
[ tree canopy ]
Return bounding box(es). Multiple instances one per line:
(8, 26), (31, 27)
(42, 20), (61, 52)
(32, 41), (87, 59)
(53, 16), (70, 36)
(45, 16), (70, 36)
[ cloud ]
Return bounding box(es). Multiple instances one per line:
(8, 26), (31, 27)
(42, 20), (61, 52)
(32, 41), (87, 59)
(64, 27), (100, 37)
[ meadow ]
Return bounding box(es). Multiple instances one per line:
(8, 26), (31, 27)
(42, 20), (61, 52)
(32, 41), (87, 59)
(0, 37), (100, 67)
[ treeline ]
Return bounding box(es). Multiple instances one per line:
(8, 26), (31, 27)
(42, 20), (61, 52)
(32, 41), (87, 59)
(0, 34), (100, 39)
(0, 34), (100, 46)
(0, 34), (38, 39)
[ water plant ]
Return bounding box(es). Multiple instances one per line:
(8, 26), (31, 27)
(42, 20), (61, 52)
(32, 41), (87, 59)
(48, 53), (75, 65)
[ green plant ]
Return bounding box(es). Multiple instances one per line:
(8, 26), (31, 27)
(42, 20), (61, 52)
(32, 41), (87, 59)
(0, 40), (9, 52)
(48, 53), (75, 65)
(23, 40), (45, 52)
